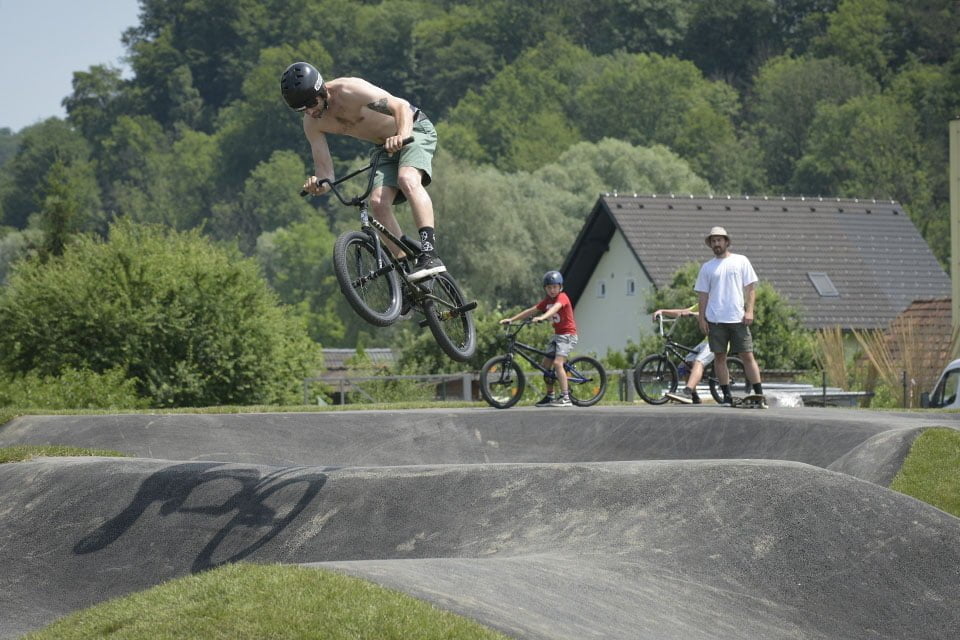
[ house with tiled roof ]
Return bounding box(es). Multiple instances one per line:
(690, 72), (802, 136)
(561, 194), (950, 356)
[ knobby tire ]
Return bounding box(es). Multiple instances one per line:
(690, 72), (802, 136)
(423, 272), (477, 362)
(480, 355), (525, 409)
(332, 231), (401, 327)
(634, 354), (678, 405)
(566, 355), (607, 407)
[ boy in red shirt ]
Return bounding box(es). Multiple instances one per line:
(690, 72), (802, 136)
(499, 270), (578, 407)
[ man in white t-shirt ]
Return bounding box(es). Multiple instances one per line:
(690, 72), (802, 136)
(694, 226), (765, 407)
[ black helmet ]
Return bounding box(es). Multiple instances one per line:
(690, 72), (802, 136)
(281, 62), (325, 111)
(543, 270), (564, 286)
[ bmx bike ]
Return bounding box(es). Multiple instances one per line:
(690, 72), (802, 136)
(479, 320), (607, 409)
(633, 314), (747, 404)
(303, 139), (477, 362)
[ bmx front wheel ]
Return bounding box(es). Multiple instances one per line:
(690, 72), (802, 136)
(633, 354), (678, 405)
(566, 356), (607, 407)
(332, 231), (401, 327)
(479, 356), (525, 409)
(423, 272), (477, 362)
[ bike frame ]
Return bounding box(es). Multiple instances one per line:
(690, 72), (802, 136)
(499, 322), (591, 383)
(314, 142), (474, 319)
(654, 315), (708, 370)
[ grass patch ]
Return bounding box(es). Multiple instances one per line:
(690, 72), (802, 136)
(23, 563), (509, 640)
(890, 427), (960, 517)
(0, 445), (127, 463)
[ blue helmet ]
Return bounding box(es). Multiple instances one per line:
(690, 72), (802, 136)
(542, 270), (564, 286)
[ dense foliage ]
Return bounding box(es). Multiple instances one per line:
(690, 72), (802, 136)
(0, 222), (320, 407)
(0, 0), (956, 394)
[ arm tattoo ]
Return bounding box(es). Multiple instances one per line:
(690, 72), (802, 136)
(367, 98), (391, 115)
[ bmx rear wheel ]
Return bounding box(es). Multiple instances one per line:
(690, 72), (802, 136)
(566, 356), (607, 407)
(423, 272), (477, 362)
(332, 231), (401, 326)
(708, 355), (747, 404)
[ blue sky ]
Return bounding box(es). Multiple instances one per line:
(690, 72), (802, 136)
(0, 0), (141, 132)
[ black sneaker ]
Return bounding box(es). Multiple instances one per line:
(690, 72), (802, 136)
(666, 387), (694, 404)
(535, 394), (555, 407)
(408, 254), (446, 281)
(720, 396), (734, 407)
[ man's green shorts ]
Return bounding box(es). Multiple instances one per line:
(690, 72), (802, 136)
(707, 322), (754, 354)
(373, 117), (437, 204)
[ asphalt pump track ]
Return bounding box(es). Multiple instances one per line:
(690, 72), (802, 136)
(1, 407), (959, 639)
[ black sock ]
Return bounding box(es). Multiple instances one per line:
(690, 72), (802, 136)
(418, 227), (436, 257)
(753, 383), (763, 395)
(721, 384), (731, 399)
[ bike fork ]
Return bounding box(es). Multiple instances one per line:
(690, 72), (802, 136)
(359, 203), (387, 269)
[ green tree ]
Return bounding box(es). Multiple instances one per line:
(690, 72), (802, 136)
(63, 65), (131, 146)
(0, 119), (98, 230)
(748, 55), (878, 189)
(36, 157), (81, 259)
(0, 221), (320, 407)
(440, 36), (594, 171)
(572, 51), (744, 189)
(104, 117), (219, 230)
(410, 5), (502, 118)
(210, 150), (315, 252)
(0, 126), (20, 168)
(565, 0), (689, 56)
(811, 0), (893, 81)
(680, 0), (778, 90)
(255, 210), (347, 346)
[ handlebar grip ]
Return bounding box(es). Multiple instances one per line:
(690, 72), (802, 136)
(402, 136), (414, 145)
(299, 178), (332, 198)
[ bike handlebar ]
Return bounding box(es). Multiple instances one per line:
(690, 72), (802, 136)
(653, 314), (680, 338)
(299, 136), (415, 201)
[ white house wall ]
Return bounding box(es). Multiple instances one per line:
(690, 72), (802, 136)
(573, 230), (654, 357)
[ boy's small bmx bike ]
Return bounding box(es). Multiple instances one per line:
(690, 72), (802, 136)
(303, 139), (477, 362)
(479, 320), (607, 409)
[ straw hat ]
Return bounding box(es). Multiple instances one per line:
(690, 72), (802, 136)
(705, 226), (730, 245)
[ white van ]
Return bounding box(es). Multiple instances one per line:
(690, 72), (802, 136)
(923, 357), (960, 408)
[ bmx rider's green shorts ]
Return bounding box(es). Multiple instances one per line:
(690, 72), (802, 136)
(373, 117), (437, 204)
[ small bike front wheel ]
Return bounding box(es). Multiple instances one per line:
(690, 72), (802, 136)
(566, 356), (607, 407)
(634, 354), (678, 405)
(332, 231), (401, 327)
(423, 272), (477, 362)
(708, 355), (747, 404)
(480, 355), (525, 409)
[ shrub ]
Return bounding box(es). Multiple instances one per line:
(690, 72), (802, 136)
(0, 367), (147, 410)
(0, 221), (320, 407)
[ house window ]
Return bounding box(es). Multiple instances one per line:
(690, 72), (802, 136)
(597, 280), (607, 298)
(807, 272), (839, 297)
(626, 279), (636, 296)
